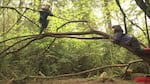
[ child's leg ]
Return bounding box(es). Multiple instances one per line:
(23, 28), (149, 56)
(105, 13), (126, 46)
(39, 20), (49, 34)
(39, 24), (45, 34)
(44, 20), (49, 33)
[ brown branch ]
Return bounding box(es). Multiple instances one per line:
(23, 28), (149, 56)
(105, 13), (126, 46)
(56, 20), (88, 31)
(0, 35), (35, 44)
(0, 30), (148, 64)
(0, 37), (32, 56)
(28, 59), (143, 79)
(45, 31), (100, 36)
(127, 19), (146, 36)
(0, 31), (109, 56)
(0, 9), (28, 36)
(42, 20), (89, 55)
(115, 0), (147, 37)
(115, 0), (127, 33)
(122, 59), (143, 79)
(5, 39), (37, 55)
(0, 6), (39, 27)
(49, 35), (107, 39)
(29, 64), (128, 79)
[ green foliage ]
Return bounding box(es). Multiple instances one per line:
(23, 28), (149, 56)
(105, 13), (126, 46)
(0, 0), (148, 80)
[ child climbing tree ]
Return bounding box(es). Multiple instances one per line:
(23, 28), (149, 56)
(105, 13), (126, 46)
(1, 0), (150, 80)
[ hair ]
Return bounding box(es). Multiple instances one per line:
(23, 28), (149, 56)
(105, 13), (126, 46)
(44, 2), (51, 8)
(112, 25), (123, 33)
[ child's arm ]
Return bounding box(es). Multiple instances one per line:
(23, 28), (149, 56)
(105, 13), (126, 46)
(48, 10), (54, 16)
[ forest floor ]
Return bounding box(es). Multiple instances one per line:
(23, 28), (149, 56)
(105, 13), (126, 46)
(0, 78), (142, 84)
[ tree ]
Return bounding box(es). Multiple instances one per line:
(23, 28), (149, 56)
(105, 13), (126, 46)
(0, 0), (150, 79)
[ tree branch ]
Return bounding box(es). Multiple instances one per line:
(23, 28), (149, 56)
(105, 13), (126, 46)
(0, 37), (32, 56)
(0, 29), (148, 64)
(5, 39), (37, 55)
(0, 9), (28, 36)
(56, 20), (88, 31)
(0, 6), (39, 27)
(115, 0), (147, 40)
(27, 59), (143, 79)
(144, 13), (150, 47)
(0, 30), (110, 56)
(115, 0), (127, 34)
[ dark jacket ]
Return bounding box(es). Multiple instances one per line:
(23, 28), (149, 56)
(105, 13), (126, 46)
(112, 32), (143, 54)
(112, 32), (132, 45)
(111, 25), (143, 55)
(39, 8), (53, 23)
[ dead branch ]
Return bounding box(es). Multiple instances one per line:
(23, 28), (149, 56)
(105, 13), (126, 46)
(0, 6), (39, 27)
(0, 37), (32, 55)
(115, 0), (146, 37)
(0, 30), (109, 56)
(0, 30), (109, 44)
(0, 35), (34, 44)
(56, 20), (88, 31)
(5, 39), (37, 55)
(28, 59), (143, 79)
(0, 9), (28, 36)
(115, 0), (127, 33)
(0, 6), (40, 12)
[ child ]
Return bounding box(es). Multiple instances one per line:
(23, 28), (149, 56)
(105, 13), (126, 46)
(39, 2), (54, 34)
(111, 25), (143, 55)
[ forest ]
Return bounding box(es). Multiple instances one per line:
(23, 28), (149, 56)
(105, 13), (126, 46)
(0, 0), (150, 84)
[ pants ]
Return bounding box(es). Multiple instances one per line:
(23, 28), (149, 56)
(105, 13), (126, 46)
(39, 19), (49, 34)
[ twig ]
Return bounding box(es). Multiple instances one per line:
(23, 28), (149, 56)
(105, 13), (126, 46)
(56, 20), (88, 31)
(0, 6), (39, 27)
(127, 19), (146, 36)
(0, 37), (32, 56)
(0, 9), (28, 36)
(0, 34), (35, 44)
(115, 0), (147, 37)
(54, 16), (72, 21)
(115, 0), (127, 34)
(5, 38), (37, 55)
(135, 0), (150, 18)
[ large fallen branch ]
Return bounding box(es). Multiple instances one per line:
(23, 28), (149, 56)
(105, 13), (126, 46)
(27, 59), (143, 79)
